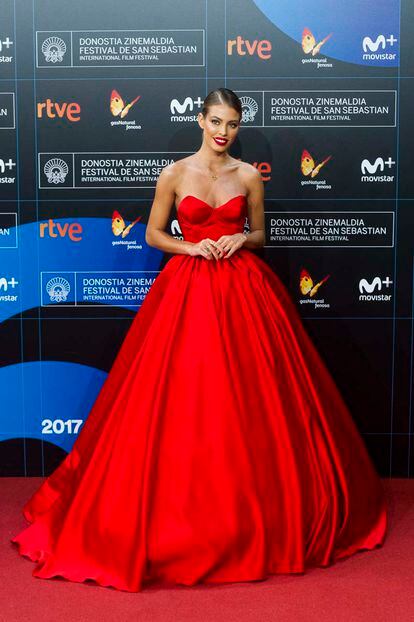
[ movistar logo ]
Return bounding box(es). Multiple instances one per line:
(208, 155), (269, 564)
(360, 157), (395, 183)
(362, 34), (398, 62)
(170, 96), (204, 115)
(359, 276), (393, 302)
(362, 35), (397, 52)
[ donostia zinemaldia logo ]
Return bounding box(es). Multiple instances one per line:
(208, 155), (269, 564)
(44, 158), (69, 184)
(240, 96), (258, 123)
(41, 36), (67, 63)
(46, 277), (70, 303)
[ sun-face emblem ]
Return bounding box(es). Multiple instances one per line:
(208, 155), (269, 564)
(46, 277), (71, 303)
(44, 158), (69, 184)
(41, 36), (67, 63)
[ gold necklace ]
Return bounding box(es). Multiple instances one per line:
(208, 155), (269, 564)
(208, 166), (226, 181)
(206, 159), (230, 181)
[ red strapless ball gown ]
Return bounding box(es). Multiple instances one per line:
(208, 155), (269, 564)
(11, 194), (387, 592)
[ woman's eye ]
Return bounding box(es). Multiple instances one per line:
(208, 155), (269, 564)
(211, 120), (237, 127)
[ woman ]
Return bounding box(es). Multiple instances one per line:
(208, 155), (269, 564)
(11, 88), (387, 592)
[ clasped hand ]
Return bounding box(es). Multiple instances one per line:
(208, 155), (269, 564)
(191, 233), (246, 260)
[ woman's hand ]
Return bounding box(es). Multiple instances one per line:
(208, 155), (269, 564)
(188, 237), (225, 260)
(214, 233), (248, 259)
(188, 233), (248, 260)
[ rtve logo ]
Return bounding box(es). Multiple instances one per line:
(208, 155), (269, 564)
(39, 219), (83, 241)
(227, 36), (272, 59)
(37, 99), (81, 122)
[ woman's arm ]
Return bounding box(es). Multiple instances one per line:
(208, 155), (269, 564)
(145, 164), (193, 255)
(242, 165), (265, 250)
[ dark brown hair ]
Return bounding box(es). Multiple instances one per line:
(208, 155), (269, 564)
(201, 88), (242, 121)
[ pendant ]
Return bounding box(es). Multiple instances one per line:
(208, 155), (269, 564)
(211, 174), (218, 180)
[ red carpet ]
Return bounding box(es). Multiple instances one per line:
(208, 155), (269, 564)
(1, 478), (413, 621)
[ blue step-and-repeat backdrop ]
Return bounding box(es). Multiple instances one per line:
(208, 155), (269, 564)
(1, 0), (413, 477)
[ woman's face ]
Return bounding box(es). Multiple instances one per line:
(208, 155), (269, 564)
(198, 104), (241, 152)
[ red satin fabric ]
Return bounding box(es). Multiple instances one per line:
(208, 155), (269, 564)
(11, 195), (387, 592)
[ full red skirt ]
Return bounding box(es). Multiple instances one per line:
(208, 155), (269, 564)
(11, 234), (387, 591)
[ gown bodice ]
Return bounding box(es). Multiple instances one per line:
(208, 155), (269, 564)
(177, 194), (247, 243)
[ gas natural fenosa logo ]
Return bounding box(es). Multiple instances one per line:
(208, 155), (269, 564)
(299, 267), (331, 309)
(301, 149), (332, 177)
(300, 268), (330, 296)
(300, 149), (332, 191)
(301, 28), (333, 69)
(302, 28), (332, 55)
(112, 211), (142, 250)
(109, 89), (141, 131)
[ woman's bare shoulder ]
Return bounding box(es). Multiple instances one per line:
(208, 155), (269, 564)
(156, 157), (196, 198)
(238, 159), (260, 176)
(238, 160), (262, 188)
(160, 155), (195, 180)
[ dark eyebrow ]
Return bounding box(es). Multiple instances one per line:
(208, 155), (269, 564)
(211, 115), (239, 122)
